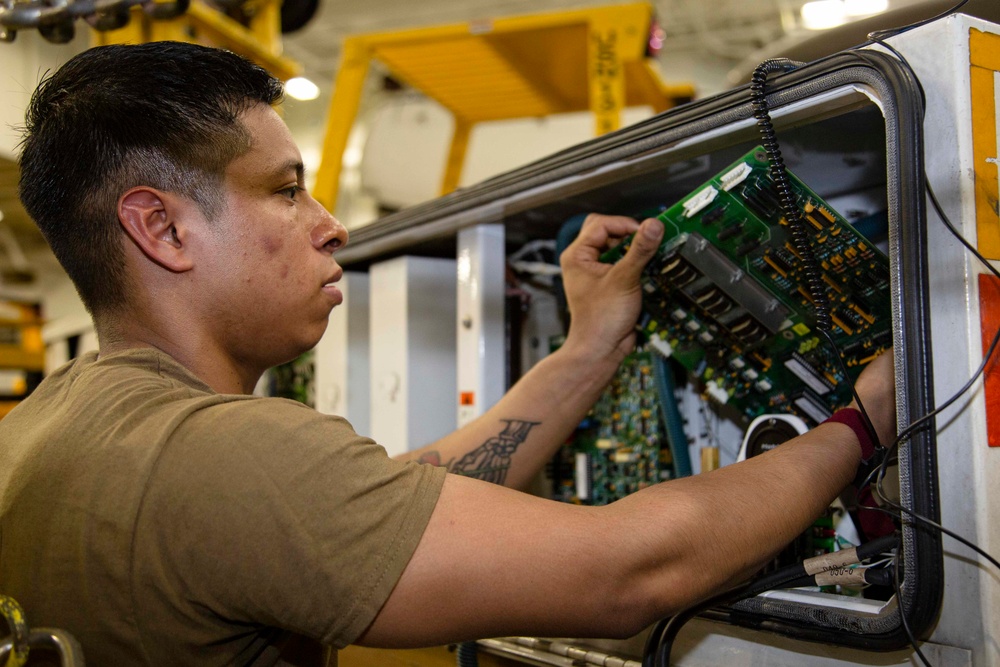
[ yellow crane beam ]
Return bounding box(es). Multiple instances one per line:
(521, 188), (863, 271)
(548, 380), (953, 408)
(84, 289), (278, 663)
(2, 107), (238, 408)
(313, 3), (695, 213)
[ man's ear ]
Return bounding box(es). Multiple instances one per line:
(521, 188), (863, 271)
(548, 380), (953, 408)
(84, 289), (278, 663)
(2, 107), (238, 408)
(118, 187), (196, 272)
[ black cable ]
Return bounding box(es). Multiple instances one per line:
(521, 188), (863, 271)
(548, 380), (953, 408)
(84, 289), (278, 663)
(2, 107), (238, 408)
(861, 30), (1000, 656)
(926, 181), (1000, 282)
(750, 59), (832, 335)
(653, 588), (740, 667)
(649, 535), (899, 667)
(642, 617), (667, 667)
(865, 170), (1000, 499)
(892, 548), (932, 667)
(867, 0), (972, 42)
(861, 6), (1000, 555)
(855, 193), (1000, 493)
(888, 322), (1000, 451)
(863, 500), (1000, 572)
(844, 0), (1000, 580)
(846, 0), (971, 110)
(749, 59), (882, 448)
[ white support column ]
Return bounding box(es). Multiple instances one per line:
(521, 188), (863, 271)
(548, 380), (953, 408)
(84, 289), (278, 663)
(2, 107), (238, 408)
(369, 256), (457, 456)
(456, 224), (506, 427)
(314, 272), (370, 434)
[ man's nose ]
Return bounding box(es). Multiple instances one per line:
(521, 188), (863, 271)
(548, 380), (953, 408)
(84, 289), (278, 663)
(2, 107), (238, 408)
(310, 197), (349, 253)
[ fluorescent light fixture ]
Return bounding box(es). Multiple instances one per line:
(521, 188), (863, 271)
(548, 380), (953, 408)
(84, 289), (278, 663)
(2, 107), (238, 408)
(801, 0), (847, 30)
(285, 76), (320, 101)
(802, 0), (888, 29)
(844, 0), (888, 16)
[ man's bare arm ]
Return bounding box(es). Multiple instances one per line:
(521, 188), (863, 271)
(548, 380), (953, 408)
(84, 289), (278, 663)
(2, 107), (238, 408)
(361, 417), (867, 646)
(399, 345), (620, 489)
(363, 351), (895, 646)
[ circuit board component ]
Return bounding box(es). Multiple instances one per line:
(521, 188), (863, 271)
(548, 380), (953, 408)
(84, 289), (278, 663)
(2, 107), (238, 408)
(604, 147), (892, 423)
(551, 348), (673, 505)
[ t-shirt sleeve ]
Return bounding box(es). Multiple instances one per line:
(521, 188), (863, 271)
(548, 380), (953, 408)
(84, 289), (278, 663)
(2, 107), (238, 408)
(132, 397), (447, 648)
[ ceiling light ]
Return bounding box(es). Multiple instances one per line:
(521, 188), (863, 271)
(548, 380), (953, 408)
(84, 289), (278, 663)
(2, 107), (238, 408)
(844, 0), (888, 17)
(801, 0), (847, 30)
(285, 77), (320, 101)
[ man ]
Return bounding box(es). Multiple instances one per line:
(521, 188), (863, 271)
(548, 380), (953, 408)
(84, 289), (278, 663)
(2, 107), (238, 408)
(0, 42), (895, 665)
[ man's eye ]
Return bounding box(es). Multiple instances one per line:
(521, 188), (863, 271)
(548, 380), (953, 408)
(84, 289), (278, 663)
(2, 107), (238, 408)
(281, 186), (302, 200)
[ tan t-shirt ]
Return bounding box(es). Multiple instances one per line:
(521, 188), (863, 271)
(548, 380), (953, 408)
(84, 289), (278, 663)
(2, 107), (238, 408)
(0, 349), (446, 666)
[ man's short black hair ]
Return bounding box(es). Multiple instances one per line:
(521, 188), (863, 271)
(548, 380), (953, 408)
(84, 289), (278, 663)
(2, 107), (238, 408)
(18, 41), (284, 316)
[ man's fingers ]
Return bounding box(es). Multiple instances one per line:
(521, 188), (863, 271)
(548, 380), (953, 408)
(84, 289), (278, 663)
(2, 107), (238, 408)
(575, 214), (642, 250)
(613, 218), (663, 283)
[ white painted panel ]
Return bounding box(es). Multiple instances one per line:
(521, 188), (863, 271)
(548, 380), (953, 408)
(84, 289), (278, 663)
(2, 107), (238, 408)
(889, 15), (1000, 661)
(314, 272), (370, 434)
(456, 224), (505, 426)
(369, 256), (456, 456)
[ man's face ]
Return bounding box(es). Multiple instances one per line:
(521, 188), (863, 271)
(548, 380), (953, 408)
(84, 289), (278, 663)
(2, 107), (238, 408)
(195, 104), (348, 371)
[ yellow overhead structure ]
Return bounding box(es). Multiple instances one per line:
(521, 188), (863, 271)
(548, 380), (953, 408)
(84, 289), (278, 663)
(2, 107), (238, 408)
(0, 301), (43, 421)
(313, 3), (695, 213)
(91, 0), (300, 81)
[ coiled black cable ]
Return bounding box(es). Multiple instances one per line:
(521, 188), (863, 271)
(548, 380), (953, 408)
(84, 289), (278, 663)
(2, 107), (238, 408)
(749, 59), (832, 334)
(750, 59), (882, 450)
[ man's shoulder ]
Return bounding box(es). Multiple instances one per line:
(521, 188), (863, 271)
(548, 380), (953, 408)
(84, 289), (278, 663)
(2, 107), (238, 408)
(0, 348), (264, 473)
(20, 347), (215, 405)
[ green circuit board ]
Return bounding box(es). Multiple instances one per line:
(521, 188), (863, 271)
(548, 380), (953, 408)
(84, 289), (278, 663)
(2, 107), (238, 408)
(551, 348), (671, 505)
(603, 147), (892, 424)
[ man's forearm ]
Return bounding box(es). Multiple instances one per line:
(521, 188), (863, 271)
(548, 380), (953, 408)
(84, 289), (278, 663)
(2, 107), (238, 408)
(360, 421), (864, 647)
(396, 214), (662, 489)
(398, 342), (622, 490)
(603, 421), (862, 621)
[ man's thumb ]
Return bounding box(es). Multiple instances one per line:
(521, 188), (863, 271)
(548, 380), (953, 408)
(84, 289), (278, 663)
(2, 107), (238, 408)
(615, 218), (663, 281)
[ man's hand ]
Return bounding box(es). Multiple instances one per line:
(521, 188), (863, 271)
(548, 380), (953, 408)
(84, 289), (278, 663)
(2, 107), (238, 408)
(402, 214), (662, 489)
(560, 214), (664, 361)
(849, 348), (897, 448)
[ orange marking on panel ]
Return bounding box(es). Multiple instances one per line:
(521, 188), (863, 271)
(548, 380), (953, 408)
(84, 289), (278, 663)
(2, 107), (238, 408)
(980, 274), (1000, 447)
(969, 29), (1000, 259)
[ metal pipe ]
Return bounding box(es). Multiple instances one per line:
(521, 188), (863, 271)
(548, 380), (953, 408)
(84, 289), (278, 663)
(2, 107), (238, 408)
(0, 630), (86, 666)
(141, 0), (189, 20)
(0, 1), (70, 30)
(0, 0), (192, 40)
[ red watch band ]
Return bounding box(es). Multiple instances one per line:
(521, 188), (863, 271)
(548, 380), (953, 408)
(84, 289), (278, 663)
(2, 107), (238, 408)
(824, 407), (877, 461)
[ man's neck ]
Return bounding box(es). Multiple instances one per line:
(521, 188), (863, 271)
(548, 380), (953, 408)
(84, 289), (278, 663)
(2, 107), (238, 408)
(96, 317), (262, 395)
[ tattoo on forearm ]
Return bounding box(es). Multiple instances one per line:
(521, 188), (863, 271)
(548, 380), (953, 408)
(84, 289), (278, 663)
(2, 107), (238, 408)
(419, 419), (541, 485)
(451, 419), (540, 484)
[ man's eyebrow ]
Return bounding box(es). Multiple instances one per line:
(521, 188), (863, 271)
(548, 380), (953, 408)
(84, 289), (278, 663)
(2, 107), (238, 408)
(269, 160), (305, 182)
